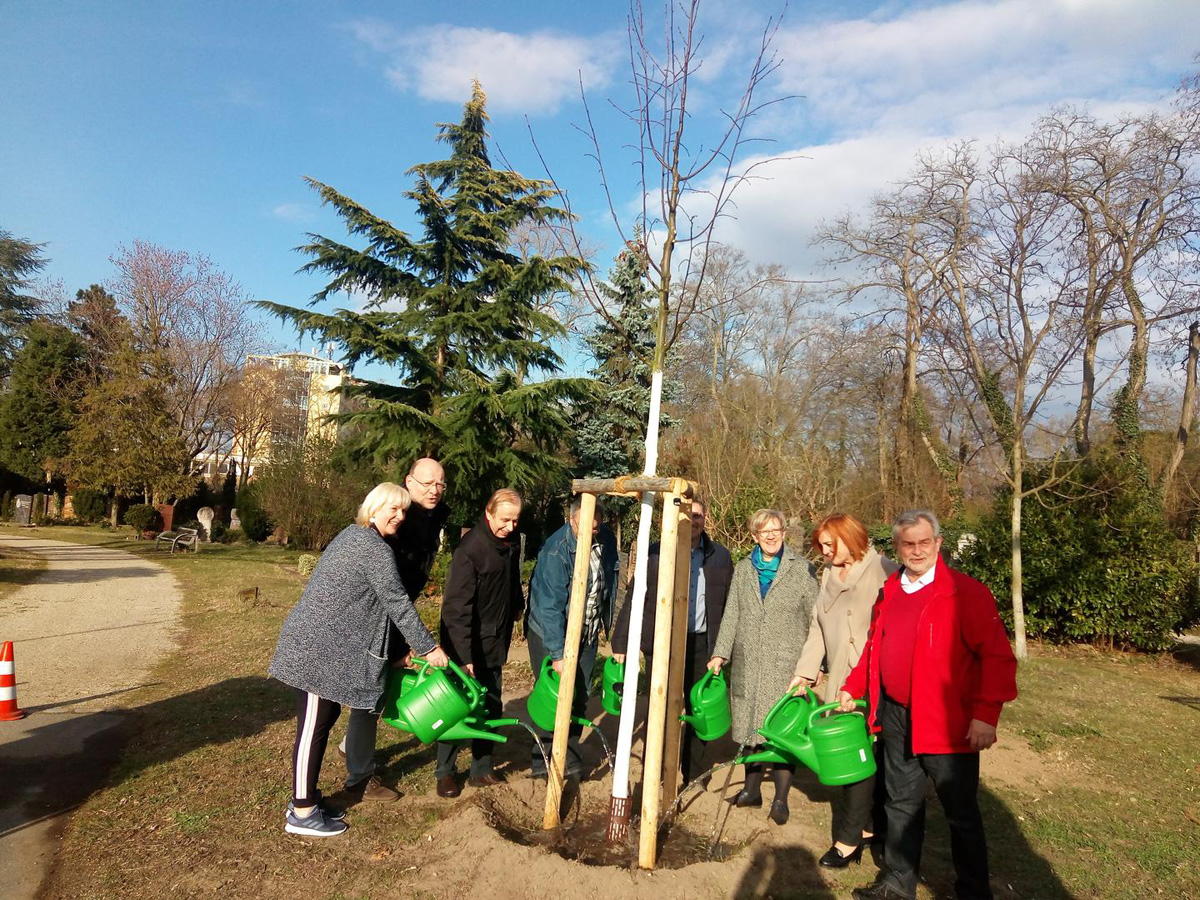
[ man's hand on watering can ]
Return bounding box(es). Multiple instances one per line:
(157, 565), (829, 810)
(551, 658), (564, 675)
(612, 653), (625, 664)
(464, 662), (476, 677)
(966, 719), (997, 751)
(423, 646), (449, 668)
(836, 691), (858, 713)
(706, 656), (725, 674)
(787, 676), (810, 695)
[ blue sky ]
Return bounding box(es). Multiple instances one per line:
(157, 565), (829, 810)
(4, 1), (1198, 373)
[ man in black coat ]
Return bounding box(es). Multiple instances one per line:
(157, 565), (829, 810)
(435, 488), (523, 797)
(342, 457), (450, 800)
(611, 497), (733, 783)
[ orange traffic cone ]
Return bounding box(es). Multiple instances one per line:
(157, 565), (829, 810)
(0, 641), (26, 721)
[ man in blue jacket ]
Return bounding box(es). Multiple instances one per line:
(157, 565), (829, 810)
(525, 497), (620, 779)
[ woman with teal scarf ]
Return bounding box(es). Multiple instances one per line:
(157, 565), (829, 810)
(709, 508), (819, 825)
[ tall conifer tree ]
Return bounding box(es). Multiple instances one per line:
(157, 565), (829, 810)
(260, 83), (589, 516)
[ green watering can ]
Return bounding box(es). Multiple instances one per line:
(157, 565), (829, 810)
(679, 668), (732, 741)
(527, 656), (594, 731)
(755, 699), (876, 786)
(600, 656), (625, 716)
(758, 684), (824, 740)
(384, 659), (485, 744)
(381, 664), (517, 744)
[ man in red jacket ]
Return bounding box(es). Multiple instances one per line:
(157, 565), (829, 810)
(839, 510), (1017, 900)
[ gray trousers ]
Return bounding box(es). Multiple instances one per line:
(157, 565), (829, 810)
(343, 706), (380, 787)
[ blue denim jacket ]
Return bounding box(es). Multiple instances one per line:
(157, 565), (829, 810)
(525, 520), (620, 659)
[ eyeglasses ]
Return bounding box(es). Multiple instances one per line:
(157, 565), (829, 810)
(756, 528), (785, 538)
(412, 478), (447, 490)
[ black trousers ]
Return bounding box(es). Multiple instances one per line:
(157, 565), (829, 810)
(648, 629), (711, 783)
(878, 695), (992, 900)
(291, 689), (341, 805)
(830, 737), (886, 845)
(435, 664), (503, 779)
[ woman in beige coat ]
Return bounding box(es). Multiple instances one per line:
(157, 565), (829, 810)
(789, 512), (897, 868)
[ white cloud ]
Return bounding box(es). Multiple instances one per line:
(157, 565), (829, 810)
(693, 0), (1200, 277)
(346, 19), (621, 115)
(270, 202), (315, 224)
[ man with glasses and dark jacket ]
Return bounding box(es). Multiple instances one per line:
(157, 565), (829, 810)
(340, 457), (450, 801)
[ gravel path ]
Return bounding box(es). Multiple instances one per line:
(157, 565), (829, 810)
(0, 532), (182, 900)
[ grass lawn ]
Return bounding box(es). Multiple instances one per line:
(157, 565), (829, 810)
(19, 525), (1200, 899)
(0, 536), (49, 602)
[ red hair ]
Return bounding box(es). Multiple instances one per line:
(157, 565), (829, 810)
(811, 513), (869, 561)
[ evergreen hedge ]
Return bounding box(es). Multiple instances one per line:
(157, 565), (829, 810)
(957, 452), (1200, 651)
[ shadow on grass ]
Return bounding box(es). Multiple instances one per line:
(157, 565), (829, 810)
(0, 676), (294, 838)
(907, 785), (1074, 900)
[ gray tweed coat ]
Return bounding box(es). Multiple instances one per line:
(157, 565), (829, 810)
(268, 524), (438, 709)
(711, 545), (819, 745)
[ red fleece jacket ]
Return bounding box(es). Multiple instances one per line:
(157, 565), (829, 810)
(841, 560), (1018, 754)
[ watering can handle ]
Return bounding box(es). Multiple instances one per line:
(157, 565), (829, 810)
(446, 659), (484, 706)
(700, 666), (725, 692)
(807, 699), (867, 730)
(763, 688), (798, 724)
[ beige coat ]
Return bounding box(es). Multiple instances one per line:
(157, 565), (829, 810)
(712, 545), (819, 745)
(793, 547), (898, 703)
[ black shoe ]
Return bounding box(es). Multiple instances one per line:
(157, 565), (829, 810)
(467, 772), (506, 788)
(768, 800), (789, 825)
(851, 881), (912, 900)
(819, 844), (863, 868)
(728, 789), (763, 808)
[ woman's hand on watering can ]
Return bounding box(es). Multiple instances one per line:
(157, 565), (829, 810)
(787, 676), (810, 695)
(966, 719), (997, 751)
(706, 656), (725, 674)
(423, 646), (450, 668)
(551, 658), (564, 675)
(836, 690), (858, 713)
(612, 653), (625, 664)
(464, 662), (476, 677)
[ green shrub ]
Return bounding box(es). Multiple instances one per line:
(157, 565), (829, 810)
(1, 490), (11, 519)
(297, 554), (319, 577)
(31, 493), (45, 523)
(123, 503), (162, 533)
(208, 521), (227, 542)
(220, 527), (246, 544)
(958, 452), (1199, 652)
(235, 487), (271, 542)
(71, 489), (108, 523)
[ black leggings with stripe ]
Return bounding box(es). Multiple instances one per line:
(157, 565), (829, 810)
(292, 690), (342, 806)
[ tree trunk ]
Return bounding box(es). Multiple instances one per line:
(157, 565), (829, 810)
(1164, 322), (1200, 500)
(1010, 441), (1027, 661)
(1074, 322), (1099, 454)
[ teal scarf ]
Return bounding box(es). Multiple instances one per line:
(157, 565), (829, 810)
(750, 546), (782, 598)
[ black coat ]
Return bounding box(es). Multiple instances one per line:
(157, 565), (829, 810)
(439, 517), (522, 669)
(384, 500), (450, 662)
(611, 532), (733, 659)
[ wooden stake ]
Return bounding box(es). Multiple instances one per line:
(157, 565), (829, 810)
(660, 496), (693, 812)
(637, 484), (683, 869)
(543, 491), (596, 829)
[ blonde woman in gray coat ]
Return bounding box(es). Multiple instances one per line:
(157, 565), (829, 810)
(709, 508), (819, 825)
(788, 512), (898, 868)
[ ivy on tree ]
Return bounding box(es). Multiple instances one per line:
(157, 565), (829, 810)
(260, 82), (590, 516)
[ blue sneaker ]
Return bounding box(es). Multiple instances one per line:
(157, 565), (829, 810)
(287, 799), (347, 822)
(285, 806), (348, 837)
